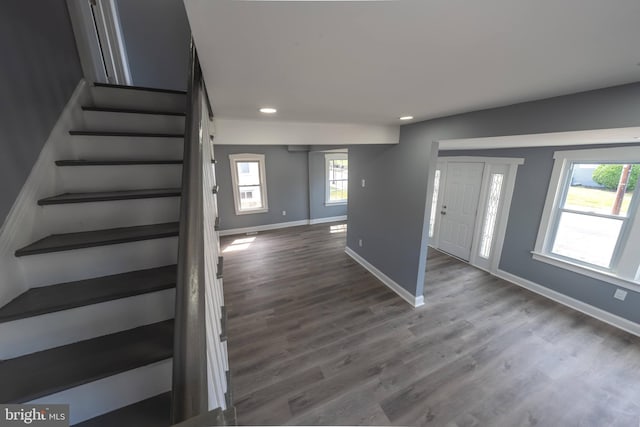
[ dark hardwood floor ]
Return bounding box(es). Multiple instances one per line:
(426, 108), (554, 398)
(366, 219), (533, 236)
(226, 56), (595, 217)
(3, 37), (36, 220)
(221, 223), (640, 426)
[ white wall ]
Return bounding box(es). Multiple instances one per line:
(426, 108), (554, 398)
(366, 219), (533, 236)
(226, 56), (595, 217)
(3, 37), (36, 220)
(213, 118), (399, 146)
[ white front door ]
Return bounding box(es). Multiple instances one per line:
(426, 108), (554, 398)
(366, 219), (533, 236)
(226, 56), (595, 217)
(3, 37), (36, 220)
(438, 162), (484, 260)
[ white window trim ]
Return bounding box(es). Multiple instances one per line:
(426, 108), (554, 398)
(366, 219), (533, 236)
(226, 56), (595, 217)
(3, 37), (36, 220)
(229, 153), (269, 215)
(533, 146), (640, 292)
(325, 153), (348, 206)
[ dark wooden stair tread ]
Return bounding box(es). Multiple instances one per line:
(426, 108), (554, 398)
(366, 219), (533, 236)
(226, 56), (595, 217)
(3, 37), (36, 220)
(93, 82), (186, 95)
(15, 222), (179, 257)
(82, 106), (185, 116)
(69, 130), (184, 138)
(0, 320), (174, 403)
(76, 392), (171, 427)
(55, 159), (183, 166)
(0, 265), (177, 324)
(38, 188), (181, 205)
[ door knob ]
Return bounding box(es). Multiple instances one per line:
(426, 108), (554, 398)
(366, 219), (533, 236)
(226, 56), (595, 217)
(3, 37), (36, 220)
(440, 211), (446, 215)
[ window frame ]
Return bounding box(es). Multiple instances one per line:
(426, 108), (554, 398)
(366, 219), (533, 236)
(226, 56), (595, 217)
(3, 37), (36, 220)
(325, 153), (348, 206)
(229, 153), (269, 215)
(533, 146), (640, 291)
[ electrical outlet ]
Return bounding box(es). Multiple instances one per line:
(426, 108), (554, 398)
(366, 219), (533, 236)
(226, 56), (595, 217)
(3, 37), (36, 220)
(614, 289), (627, 301)
(358, 238), (363, 247)
(282, 210), (287, 216)
(361, 179), (366, 188)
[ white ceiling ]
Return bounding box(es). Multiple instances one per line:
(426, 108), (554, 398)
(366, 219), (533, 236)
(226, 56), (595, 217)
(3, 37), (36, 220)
(185, 0), (640, 126)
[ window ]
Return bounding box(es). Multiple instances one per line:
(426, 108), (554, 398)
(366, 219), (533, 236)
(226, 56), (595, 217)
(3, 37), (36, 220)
(428, 169), (441, 238)
(325, 153), (348, 204)
(534, 147), (640, 290)
(229, 153), (268, 215)
(478, 172), (504, 259)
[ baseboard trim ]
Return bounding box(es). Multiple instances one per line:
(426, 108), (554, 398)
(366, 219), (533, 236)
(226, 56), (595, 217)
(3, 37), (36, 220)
(344, 246), (424, 308)
(495, 269), (640, 337)
(309, 215), (347, 225)
(219, 217), (348, 236)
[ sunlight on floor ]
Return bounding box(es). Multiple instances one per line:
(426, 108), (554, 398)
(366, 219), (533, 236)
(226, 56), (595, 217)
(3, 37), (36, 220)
(223, 236), (256, 253)
(330, 224), (347, 233)
(232, 237), (256, 244)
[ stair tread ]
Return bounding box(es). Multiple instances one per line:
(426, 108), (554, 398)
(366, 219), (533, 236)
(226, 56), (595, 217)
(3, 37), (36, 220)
(0, 320), (174, 403)
(0, 265), (177, 324)
(15, 222), (179, 257)
(69, 130), (184, 138)
(38, 188), (181, 205)
(75, 392), (171, 427)
(93, 82), (186, 95)
(56, 159), (183, 166)
(82, 106), (186, 116)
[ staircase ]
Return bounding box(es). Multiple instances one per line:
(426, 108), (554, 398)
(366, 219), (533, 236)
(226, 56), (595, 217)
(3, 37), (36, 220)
(0, 83), (187, 425)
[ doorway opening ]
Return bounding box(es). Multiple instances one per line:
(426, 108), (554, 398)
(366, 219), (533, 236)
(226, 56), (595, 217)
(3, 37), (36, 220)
(428, 156), (524, 274)
(67, 0), (131, 85)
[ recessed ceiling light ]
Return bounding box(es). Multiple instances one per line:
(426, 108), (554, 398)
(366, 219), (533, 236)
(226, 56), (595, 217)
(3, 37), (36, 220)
(259, 107), (277, 114)
(399, 116), (414, 121)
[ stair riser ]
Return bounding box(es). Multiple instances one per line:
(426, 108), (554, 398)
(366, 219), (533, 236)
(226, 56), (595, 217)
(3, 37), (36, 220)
(82, 111), (185, 134)
(20, 238), (178, 288)
(90, 86), (186, 112)
(41, 198), (180, 234)
(58, 164), (182, 192)
(28, 359), (172, 425)
(0, 289), (174, 359)
(69, 136), (183, 161)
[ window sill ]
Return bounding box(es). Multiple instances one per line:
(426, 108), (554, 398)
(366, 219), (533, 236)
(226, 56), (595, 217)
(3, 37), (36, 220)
(235, 208), (268, 215)
(531, 251), (640, 293)
(325, 201), (347, 206)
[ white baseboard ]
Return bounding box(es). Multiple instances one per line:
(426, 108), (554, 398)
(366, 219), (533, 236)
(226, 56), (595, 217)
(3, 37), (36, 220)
(219, 216), (348, 236)
(344, 246), (424, 308)
(309, 215), (347, 225)
(495, 269), (640, 337)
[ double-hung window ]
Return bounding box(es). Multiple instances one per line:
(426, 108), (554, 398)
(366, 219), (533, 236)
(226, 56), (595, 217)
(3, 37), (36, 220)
(229, 153), (268, 215)
(533, 146), (640, 289)
(325, 153), (348, 205)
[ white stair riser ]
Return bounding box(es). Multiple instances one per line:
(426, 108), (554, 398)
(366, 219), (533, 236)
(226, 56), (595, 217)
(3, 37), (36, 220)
(90, 87), (185, 112)
(69, 135), (183, 160)
(28, 359), (172, 425)
(20, 238), (178, 288)
(41, 198), (180, 234)
(0, 289), (174, 359)
(57, 164), (182, 192)
(82, 111), (185, 134)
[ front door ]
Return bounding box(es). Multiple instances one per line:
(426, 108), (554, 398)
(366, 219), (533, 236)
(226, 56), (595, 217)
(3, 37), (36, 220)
(438, 162), (484, 260)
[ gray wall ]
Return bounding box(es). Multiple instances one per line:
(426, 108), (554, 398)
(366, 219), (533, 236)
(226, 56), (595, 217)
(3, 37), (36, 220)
(347, 82), (640, 310)
(116, 0), (190, 91)
(439, 144), (640, 324)
(214, 146), (310, 230)
(308, 151), (348, 220)
(0, 0), (82, 226)
(347, 140), (437, 297)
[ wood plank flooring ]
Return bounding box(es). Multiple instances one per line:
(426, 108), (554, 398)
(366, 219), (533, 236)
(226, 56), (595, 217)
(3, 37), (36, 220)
(221, 223), (640, 426)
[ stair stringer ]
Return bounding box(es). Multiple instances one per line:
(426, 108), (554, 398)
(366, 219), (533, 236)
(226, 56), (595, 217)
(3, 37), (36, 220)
(0, 80), (90, 307)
